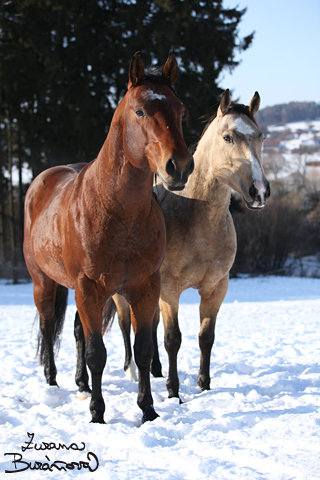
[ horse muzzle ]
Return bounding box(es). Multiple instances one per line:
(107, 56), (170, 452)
(245, 180), (271, 210)
(159, 154), (194, 191)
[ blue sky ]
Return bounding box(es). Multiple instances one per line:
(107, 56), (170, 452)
(220, 0), (320, 108)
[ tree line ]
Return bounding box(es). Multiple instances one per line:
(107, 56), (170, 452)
(0, 0), (253, 281)
(256, 101), (320, 130)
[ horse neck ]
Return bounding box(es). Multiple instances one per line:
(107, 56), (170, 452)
(91, 104), (154, 213)
(182, 121), (231, 215)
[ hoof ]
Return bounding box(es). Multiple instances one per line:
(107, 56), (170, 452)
(90, 416), (106, 424)
(168, 394), (183, 404)
(142, 406), (159, 423)
(77, 390), (91, 401)
(124, 358), (138, 382)
(48, 380), (59, 387)
(197, 374), (210, 391)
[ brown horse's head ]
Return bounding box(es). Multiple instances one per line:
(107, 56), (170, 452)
(210, 89), (270, 210)
(121, 52), (194, 191)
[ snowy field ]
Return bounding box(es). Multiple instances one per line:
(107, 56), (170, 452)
(0, 276), (319, 479)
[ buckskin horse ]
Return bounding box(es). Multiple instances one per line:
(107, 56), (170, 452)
(111, 89), (271, 399)
(23, 52), (194, 423)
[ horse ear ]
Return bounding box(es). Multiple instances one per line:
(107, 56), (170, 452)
(218, 89), (231, 116)
(162, 53), (178, 85)
(248, 91), (260, 116)
(128, 52), (144, 88)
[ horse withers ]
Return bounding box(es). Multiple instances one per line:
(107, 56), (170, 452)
(115, 89), (270, 400)
(23, 53), (194, 424)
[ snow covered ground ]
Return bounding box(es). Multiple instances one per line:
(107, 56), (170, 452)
(0, 276), (319, 479)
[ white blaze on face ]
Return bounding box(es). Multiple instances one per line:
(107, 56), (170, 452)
(248, 150), (267, 206)
(230, 117), (256, 136)
(144, 90), (166, 101)
(229, 116), (267, 205)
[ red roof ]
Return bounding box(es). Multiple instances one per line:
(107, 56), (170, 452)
(264, 139), (281, 147)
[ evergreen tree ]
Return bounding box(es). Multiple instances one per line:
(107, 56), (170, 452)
(0, 0), (252, 278)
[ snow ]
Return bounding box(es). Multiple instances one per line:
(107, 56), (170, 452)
(267, 120), (320, 134)
(0, 276), (320, 479)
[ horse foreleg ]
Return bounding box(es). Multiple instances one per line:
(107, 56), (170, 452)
(150, 305), (163, 378)
(85, 331), (106, 423)
(160, 296), (181, 400)
(198, 275), (229, 391)
(130, 273), (160, 423)
(75, 279), (106, 424)
(113, 294), (137, 382)
(74, 311), (91, 398)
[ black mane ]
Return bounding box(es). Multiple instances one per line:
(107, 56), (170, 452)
(200, 102), (258, 139)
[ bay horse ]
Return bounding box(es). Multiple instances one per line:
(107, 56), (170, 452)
(23, 52), (194, 423)
(111, 89), (270, 399)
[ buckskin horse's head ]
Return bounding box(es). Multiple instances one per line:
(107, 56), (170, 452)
(120, 52), (194, 191)
(211, 89), (270, 209)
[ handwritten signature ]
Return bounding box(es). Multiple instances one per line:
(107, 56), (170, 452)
(4, 433), (99, 473)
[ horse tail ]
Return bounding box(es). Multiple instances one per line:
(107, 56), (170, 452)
(37, 284), (68, 365)
(102, 297), (117, 336)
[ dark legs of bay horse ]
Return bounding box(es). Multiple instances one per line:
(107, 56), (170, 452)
(33, 278), (68, 386)
(129, 274), (161, 422)
(74, 274), (160, 423)
(74, 311), (91, 397)
(74, 278), (107, 423)
(116, 296), (163, 380)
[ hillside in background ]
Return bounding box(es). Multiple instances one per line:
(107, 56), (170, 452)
(256, 101), (320, 129)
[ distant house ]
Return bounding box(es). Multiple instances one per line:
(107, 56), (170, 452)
(263, 138), (282, 151)
(296, 129), (309, 135)
(306, 160), (320, 167)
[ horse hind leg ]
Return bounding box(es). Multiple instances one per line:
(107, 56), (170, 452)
(150, 304), (163, 378)
(74, 311), (91, 399)
(34, 280), (68, 386)
(113, 294), (137, 382)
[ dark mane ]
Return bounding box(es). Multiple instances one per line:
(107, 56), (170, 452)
(204, 102), (257, 134)
(189, 102), (258, 154)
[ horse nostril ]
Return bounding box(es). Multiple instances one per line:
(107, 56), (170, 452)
(249, 184), (257, 199)
(266, 181), (271, 199)
(188, 157), (195, 176)
(165, 158), (176, 177)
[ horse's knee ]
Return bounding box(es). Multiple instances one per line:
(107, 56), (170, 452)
(134, 327), (153, 370)
(164, 325), (181, 354)
(198, 328), (215, 351)
(85, 332), (106, 374)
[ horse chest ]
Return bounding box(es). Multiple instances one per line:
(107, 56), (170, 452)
(162, 211), (236, 294)
(74, 206), (166, 289)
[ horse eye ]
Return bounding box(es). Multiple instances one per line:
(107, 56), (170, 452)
(135, 109), (146, 118)
(223, 134), (232, 143)
(182, 109), (186, 118)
